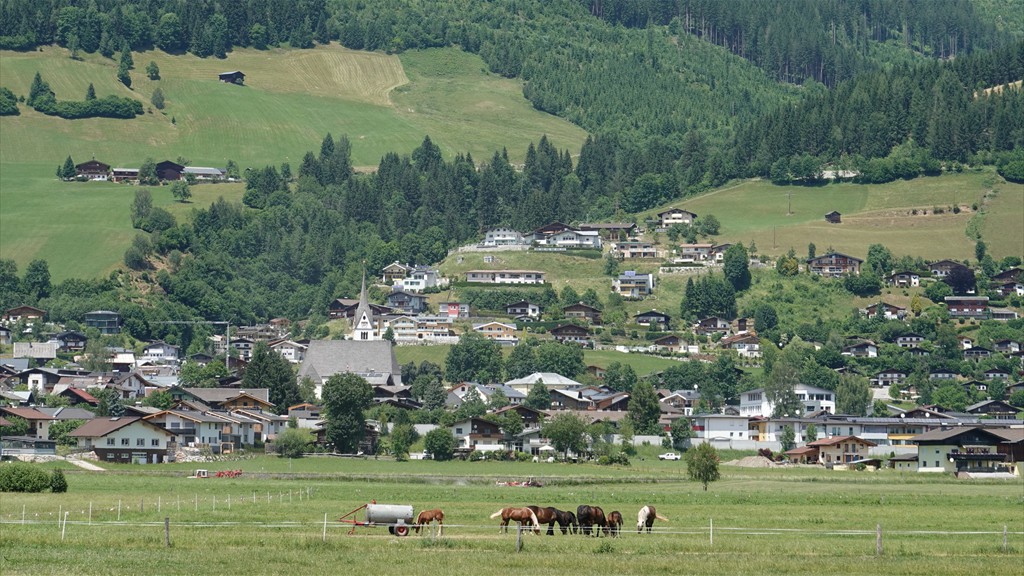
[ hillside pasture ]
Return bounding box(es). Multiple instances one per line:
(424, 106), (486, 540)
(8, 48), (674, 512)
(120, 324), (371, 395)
(0, 458), (1020, 575)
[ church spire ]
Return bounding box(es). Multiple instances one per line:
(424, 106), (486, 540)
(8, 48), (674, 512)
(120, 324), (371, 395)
(352, 263), (376, 341)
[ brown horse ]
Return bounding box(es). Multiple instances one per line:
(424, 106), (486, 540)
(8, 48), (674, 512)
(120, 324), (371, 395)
(576, 505), (608, 537)
(526, 506), (558, 536)
(525, 506), (578, 535)
(490, 507), (541, 534)
(606, 511), (623, 537)
(414, 509), (444, 536)
(637, 505), (669, 534)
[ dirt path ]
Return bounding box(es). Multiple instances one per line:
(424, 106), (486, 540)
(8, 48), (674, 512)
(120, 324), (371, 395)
(66, 454), (105, 471)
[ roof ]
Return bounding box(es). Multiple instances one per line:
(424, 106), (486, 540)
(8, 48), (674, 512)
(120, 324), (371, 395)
(657, 207), (696, 217)
(888, 452), (918, 461)
(179, 388), (270, 404)
(70, 416), (171, 438)
(297, 340), (401, 383)
(36, 406), (96, 420)
(505, 372), (583, 388)
(807, 252), (863, 264)
(911, 426), (1022, 443)
(182, 167), (224, 176)
(807, 435), (876, 447)
(0, 407), (53, 420)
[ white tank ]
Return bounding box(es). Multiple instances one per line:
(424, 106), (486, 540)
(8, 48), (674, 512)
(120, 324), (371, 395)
(365, 504), (414, 525)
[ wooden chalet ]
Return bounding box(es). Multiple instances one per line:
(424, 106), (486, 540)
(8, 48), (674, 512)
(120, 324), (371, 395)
(219, 70), (245, 84)
(824, 211), (842, 224)
(75, 159), (110, 178)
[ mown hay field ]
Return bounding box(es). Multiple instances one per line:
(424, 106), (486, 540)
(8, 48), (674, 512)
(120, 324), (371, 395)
(0, 455), (1020, 575)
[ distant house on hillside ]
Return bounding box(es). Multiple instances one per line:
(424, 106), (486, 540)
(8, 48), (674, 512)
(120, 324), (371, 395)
(75, 159), (110, 179)
(219, 71), (245, 84)
(825, 211), (842, 224)
(155, 160), (184, 181)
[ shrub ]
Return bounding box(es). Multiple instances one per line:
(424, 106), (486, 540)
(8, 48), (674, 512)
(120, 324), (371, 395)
(50, 468), (68, 493)
(0, 462), (52, 492)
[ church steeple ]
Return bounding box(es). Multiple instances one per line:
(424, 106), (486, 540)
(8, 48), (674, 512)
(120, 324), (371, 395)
(352, 266), (377, 341)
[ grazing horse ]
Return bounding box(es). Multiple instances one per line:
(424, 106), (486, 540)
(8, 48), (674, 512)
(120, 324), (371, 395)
(637, 505), (669, 534)
(414, 508), (444, 536)
(526, 506), (559, 536)
(490, 507), (541, 534)
(551, 508), (579, 535)
(606, 511), (623, 537)
(576, 505), (608, 537)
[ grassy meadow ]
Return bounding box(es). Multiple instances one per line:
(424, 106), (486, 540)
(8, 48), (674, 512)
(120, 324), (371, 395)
(0, 44), (587, 279)
(0, 455), (1021, 575)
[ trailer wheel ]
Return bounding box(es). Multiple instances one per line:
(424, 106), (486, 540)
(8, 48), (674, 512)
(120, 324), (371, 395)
(395, 525), (409, 537)
(388, 526), (395, 535)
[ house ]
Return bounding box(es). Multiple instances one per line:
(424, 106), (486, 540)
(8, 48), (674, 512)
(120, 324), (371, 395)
(963, 346), (993, 361)
(2, 305), (45, 323)
(611, 241), (658, 259)
(0, 435), (57, 457)
(990, 307), (1019, 321)
(386, 289), (429, 314)
(52, 330), (87, 352)
(613, 271), (655, 299)
(269, 339), (307, 363)
(862, 302), (906, 320)
(144, 410), (231, 449)
(297, 340), (402, 399)
(414, 316), (457, 342)
(563, 302), (602, 324)
(141, 341), (181, 364)
(550, 388), (596, 410)
(550, 324), (590, 345)
(965, 400), (1018, 420)
(634, 310), (670, 330)
(70, 417), (175, 463)
(657, 208), (697, 228)
(992, 339), (1021, 354)
(218, 70), (245, 84)
(992, 267), (1023, 283)
(451, 417), (505, 451)
(784, 445), (819, 464)
(466, 270), (546, 284)
(530, 221), (574, 243)
(739, 384), (835, 417)
(690, 414), (750, 443)
(993, 280), (1024, 297)
(54, 387), (99, 407)
(958, 336), (973, 350)
(913, 427), (1023, 474)
(400, 266), (441, 292)
(653, 334), (682, 354)
(328, 298), (393, 321)
(0, 407), (53, 439)
(720, 332), (761, 358)
(872, 369), (907, 387)
(896, 333), (926, 348)
(929, 369), (957, 381)
(174, 388), (274, 412)
(84, 310), (120, 334)
(287, 403), (323, 429)
(381, 261), (413, 284)
(232, 408), (288, 442)
(472, 321), (518, 345)
(824, 211), (842, 224)
(660, 389), (700, 415)
(944, 296), (989, 319)
(694, 316), (731, 335)
(676, 243), (714, 262)
(438, 302), (470, 319)
(539, 229), (602, 249)
(110, 168), (139, 182)
(807, 252), (862, 277)
(506, 300), (541, 319)
(493, 404), (546, 426)
(888, 452), (919, 471)
(807, 436), (876, 465)
(481, 227), (526, 247)
(842, 340), (878, 358)
(886, 271), (921, 288)
(75, 159), (110, 179)
(155, 160), (185, 181)
(577, 222), (637, 238)
(0, 325), (10, 345)
(229, 337), (255, 360)
(929, 259), (969, 278)
(182, 166), (226, 180)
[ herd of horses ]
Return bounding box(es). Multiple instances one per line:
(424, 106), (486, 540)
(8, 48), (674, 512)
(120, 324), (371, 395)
(407, 504), (669, 537)
(490, 504), (668, 537)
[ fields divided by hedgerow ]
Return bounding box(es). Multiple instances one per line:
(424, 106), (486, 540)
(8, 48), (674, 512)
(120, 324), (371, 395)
(0, 457), (1021, 575)
(0, 45), (587, 280)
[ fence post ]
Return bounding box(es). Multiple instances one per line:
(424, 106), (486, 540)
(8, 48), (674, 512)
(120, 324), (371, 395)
(876, 524), (882, 556)
(61, 511), (69, 541)
(88, 502), (92, 525)
(322, 513), (328, 542)
(516, 523), (523, 553)
(58, 504), (62, 526)
(1004, 525), (1008, 553)
(165, 517), (171, 547)
(158, 496), (161, 513)
(710, 518), (714, 547)
(118, 500), (121, 522)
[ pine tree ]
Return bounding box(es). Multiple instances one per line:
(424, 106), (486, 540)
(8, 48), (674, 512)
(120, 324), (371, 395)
(60, 156), (76, 180)
(85, 83), (96, 101)
(119, 45), (134, 70)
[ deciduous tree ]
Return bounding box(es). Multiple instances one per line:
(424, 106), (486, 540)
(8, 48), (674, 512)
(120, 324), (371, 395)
(322, 373), (372, 453)
(685, 442), (720, 490)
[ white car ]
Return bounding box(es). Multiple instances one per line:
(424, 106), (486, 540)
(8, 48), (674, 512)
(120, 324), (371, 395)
(658, 453), (681, 461)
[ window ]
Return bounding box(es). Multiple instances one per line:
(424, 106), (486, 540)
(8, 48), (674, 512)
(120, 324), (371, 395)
(137, 438), (145, 446)
(106, 438), (115, 446)
(121, 438), (129, 446)
(455, 428), (463, 435)
(151, 439), (160, 447)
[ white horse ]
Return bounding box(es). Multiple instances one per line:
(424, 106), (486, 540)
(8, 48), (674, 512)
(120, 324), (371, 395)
(637, 505), (669, 533)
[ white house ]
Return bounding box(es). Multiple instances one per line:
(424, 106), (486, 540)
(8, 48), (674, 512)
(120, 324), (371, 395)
(690, 414), (749, 442)
(739, 384), (836, 417)
(481, 227), (526, 247)
(538, 229), (602, 249)
(270, 340), (307, 363)
(466, 270), (546, 284)
(399, 267), (441, 292)
(70, 416), (175, 464)
(658, 208), (697, 228)
(141, 341), (181, 364)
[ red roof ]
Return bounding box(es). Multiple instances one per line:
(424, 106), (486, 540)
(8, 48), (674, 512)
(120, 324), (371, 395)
(61, 387), (99, 404)
(0, 407), (53, 421)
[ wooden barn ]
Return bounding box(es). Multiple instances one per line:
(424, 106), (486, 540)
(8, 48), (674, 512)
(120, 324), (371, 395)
(219, 71), (245, 84)
(825, 211), (842, 224)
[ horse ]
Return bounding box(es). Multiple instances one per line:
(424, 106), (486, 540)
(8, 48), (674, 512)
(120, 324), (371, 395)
(637, 505), (669, 534)
(606, 511), (623, 537)
(551, 508), (579, 535)
(490, 507), (541, 534)
(526, 506), (560, 536)
(414, 508), (444, 536)
(576, 505), (608, 537)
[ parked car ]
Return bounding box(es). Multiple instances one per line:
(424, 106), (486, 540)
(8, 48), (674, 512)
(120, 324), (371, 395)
(658, 453), (680, 461)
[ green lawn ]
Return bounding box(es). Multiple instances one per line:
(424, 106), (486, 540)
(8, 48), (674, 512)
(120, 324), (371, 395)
(0, 457), (1020, 575)
(0, 44), (587, 280)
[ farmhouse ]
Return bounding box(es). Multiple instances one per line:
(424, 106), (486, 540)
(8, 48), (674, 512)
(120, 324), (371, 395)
(2, 305), (45, 323)
(807, 252), (862, 277)
(70, 416), (175, 463)
(110, 168), (139, 182)
(219, 70), (245, 84)
(653, 334), (682, 354)
(549, 323), (590, 345)
(182, 166), (226, 180)
(75, 159), (110, 179)
(929, 259), (969, 278)
(563, 302), (602, 324)
(381, 261), (413, 284)
(944, 296), (989, 319)
(913, 426), (1023, 474)
(155, 160), (185, 181)
(862, 302), (906, 320)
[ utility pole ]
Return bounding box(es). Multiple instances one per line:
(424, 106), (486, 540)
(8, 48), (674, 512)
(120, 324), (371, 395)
(158, 320), (232, 372)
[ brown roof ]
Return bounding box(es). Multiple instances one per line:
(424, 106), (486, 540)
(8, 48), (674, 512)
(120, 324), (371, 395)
(1, 407), (53, 421)
(784, 446), (819, 456)
(69, 416), (171, 438)
(807, 435), (876, 447)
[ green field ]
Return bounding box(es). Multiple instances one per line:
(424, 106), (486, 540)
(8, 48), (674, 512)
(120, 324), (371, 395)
(0, 44), (587, 279)
(1, 455), (1020, 575)
(663, 172), (1024, 261)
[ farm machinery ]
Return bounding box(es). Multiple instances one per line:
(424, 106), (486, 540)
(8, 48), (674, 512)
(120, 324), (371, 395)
(338, 501), (415, 536)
